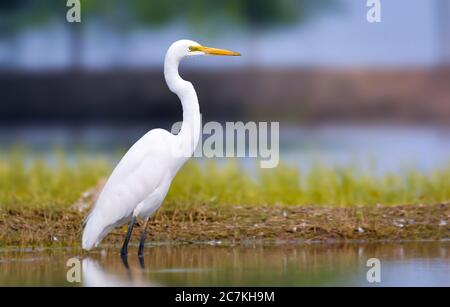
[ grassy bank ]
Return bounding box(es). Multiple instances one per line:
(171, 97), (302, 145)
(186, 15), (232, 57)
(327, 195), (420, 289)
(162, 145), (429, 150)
(0, 151), (449, 247)
(1, 204), (448, 247)
(2, 151), (450, 210)
(0, 150), (110, 210)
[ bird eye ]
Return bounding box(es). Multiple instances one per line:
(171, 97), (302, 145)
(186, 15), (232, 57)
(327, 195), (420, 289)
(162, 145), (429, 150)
(189, 46), (201, 52)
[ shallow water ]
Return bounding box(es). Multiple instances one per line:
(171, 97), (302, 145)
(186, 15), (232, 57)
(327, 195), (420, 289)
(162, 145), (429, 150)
(0, 242), (449, 286)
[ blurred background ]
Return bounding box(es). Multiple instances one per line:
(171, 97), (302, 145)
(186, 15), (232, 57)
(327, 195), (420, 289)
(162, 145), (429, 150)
(1, 0), (450, 173)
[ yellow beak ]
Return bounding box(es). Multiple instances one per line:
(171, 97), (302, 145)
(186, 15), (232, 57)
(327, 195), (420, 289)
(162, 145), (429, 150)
(190, 45), (241, 56)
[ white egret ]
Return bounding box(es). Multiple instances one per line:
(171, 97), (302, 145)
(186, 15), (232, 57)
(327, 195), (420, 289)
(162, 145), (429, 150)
(82, 40), (241, 258)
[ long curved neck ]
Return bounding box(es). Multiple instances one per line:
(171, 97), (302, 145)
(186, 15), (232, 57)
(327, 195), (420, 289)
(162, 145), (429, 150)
(164, 52), (201, 158)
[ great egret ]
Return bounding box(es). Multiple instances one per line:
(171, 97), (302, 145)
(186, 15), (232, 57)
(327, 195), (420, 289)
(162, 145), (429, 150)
(82, 40), (241, 258)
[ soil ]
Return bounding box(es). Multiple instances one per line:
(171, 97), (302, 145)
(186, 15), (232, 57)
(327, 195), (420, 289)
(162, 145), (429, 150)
(0, 203), (448, 248)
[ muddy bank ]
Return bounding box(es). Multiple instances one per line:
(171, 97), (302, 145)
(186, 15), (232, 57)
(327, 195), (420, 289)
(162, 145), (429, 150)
(0, 204), (448, 248)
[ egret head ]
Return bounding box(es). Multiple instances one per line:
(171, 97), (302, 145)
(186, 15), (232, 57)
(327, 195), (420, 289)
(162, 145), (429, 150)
(169, 40), (241, 59)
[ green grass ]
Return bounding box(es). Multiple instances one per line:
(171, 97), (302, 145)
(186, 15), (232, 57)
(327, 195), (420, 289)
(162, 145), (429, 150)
(1, 150), (450, 210)
(167, 160), (450, 207)
(0, 150), (110, 210)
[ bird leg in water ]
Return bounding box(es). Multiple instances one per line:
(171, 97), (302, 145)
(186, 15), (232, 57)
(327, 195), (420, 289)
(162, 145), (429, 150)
(120, 216), (137, 259)
(138, 254), (145, 269)
(138, 218), (150, 259)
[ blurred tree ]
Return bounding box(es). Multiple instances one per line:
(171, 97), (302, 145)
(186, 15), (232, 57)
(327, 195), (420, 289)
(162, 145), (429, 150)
(128, 0), (336, 32)
(0, 0), (337, 68)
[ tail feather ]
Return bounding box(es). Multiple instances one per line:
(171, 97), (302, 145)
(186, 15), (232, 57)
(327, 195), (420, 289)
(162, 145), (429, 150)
(82, 211), (109, 251)
(82, 208), (130, 250)
(82, 214), (99, 251)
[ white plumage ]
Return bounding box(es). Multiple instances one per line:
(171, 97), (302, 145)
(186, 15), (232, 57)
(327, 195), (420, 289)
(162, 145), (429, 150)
(82, 40), (240, 254)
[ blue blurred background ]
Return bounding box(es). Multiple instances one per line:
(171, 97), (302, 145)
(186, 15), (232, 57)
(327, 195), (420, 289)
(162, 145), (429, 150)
(1, 0), (448, 68)
(1, 0), (450, 173)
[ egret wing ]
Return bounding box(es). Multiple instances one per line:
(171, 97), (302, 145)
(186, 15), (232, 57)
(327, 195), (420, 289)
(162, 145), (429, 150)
(82, 129), (174, 249)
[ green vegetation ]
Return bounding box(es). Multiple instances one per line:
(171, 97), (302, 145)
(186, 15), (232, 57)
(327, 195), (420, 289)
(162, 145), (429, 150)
(167, 161), (450, 207)
(1, 150), (449, 247)
(1, 0), (336, 31)
(0, 150), (110, 210)
(1, 150), (450, 211)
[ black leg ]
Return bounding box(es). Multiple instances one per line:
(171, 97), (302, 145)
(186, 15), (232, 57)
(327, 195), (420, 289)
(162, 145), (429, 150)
(120, 216), (137, 260)
(121, 254), (130, 270)
(138, 219), (149, 259)
(138, 254), (145, 269)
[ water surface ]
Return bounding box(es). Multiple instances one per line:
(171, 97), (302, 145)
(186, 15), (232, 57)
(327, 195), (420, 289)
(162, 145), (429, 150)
(0, 242), (448, 287)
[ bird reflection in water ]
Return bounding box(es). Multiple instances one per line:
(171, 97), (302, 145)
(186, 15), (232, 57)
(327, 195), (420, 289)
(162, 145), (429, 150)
(82, 253), (158, 287)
